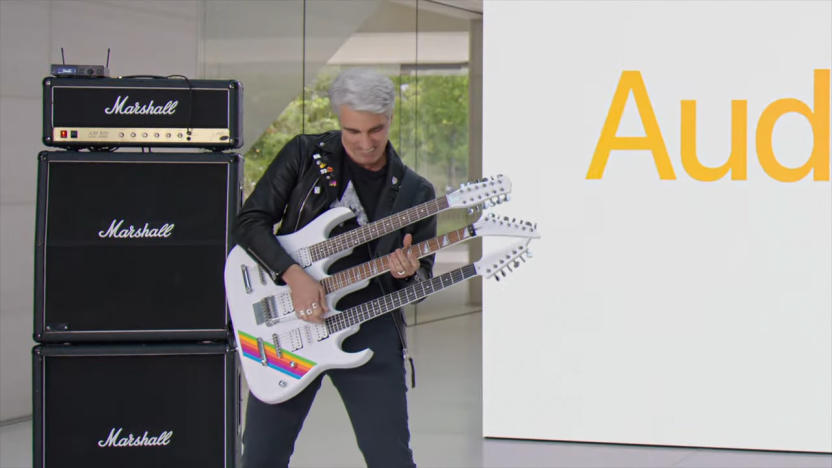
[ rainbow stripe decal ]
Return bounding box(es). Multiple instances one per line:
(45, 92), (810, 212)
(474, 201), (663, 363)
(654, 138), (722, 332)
(238, 331), (315, 379)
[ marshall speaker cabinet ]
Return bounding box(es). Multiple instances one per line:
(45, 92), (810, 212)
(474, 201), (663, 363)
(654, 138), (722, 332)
(33, 343), (239, 468)
(42, 77), (243, 150)
(34, 151), (242, 342)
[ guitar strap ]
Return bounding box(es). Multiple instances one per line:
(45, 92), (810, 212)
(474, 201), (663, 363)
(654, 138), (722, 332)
(388, 167), (422, 389)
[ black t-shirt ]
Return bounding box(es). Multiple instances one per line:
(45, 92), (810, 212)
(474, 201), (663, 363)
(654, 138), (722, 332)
(344, 155), (386, 222)
(326, 153), (389, 310)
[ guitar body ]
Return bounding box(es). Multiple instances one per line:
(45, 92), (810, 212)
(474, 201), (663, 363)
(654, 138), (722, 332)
(225, 205), (369, 404)
(233, 310), (371, 404)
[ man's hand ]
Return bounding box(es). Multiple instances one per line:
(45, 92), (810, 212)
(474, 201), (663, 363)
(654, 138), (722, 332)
(282, 264), (328, 323)
(389, 233), (420, 280)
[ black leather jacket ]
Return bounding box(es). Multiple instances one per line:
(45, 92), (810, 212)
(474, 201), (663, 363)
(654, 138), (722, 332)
(233, 131), (436, 296)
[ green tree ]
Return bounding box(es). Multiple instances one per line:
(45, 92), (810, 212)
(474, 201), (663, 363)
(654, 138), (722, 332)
(244, 71), (469, 200)
(243, 74), (338, 194)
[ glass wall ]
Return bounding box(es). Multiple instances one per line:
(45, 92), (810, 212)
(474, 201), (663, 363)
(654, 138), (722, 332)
(203, 0), (482, 324)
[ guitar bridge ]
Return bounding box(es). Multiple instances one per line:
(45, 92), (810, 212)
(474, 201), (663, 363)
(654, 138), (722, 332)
(257, 265), (269, 285)
(240, 265), (253, 294)
(253, 296), (278, 325)
(256, 337), (268, 366)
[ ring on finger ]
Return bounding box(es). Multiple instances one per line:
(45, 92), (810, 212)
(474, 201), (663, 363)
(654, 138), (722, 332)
(311, 302), (318, 309)
(397, 270), (406, 275)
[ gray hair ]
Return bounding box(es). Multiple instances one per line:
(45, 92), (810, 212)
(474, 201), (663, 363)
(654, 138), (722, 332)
(329, 68), (395, 119)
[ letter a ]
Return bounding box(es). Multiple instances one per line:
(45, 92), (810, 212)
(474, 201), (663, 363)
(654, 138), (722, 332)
(587, 71), (676, 179)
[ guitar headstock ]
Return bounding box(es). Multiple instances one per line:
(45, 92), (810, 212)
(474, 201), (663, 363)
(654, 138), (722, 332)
(472, 213), (540, 239)
(446, 175), (511, 210)
(474, 239), (533, 281)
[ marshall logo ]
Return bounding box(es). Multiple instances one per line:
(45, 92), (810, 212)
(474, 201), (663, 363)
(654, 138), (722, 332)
(97, 427), (173, 448)
(98, 219), (175, 239)
(104, 95), (179, 116)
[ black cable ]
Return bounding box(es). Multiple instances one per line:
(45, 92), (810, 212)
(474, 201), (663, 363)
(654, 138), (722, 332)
(166, 74), (195, 142)
(120, 75), (167, 79)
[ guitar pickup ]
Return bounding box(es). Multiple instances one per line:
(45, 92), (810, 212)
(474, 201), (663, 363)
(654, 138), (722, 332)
(253, 296), (278, 325)
(257, 265), (268, 285)
(304, 323), (329, 342)
(271, 334), (283, 359)
(284, 328), (303, 352)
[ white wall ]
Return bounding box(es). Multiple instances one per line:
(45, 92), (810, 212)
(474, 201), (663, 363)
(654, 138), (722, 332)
(482, 0), (831, 453)
(0, 0), (201, 422)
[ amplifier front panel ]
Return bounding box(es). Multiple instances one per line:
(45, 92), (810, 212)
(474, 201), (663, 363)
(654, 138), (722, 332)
(34, 152), (241, 341)
(33, 344), (238, 468)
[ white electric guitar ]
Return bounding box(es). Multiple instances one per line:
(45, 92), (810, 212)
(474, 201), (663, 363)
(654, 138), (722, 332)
(228, 175), (511, 288)
(234, 239), (534, 404)
(225, 212), (538, 330)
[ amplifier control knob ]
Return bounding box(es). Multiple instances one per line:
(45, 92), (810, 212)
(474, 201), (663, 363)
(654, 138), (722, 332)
(154, 132), (160, 138)
(166, 133), (172, 138)
(130, 132), (136, 137)
(119, 132), (125, 137)
(142, 132), (148, 138)
(177, 132), (184, 138)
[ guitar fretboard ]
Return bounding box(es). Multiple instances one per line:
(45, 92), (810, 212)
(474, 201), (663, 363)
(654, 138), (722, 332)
(325, 264), (478, 333)
(307, 196), (450, 263)
(320, 225), (473, 293)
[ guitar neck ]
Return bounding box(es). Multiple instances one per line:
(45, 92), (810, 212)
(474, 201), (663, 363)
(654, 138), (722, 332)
(308, 196), (450, 263)
(321, 225), (474, 294)
(325, 264), (478, 333)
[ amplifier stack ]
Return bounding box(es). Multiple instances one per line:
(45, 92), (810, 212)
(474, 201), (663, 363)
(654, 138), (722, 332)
(33, 75), (243, 468)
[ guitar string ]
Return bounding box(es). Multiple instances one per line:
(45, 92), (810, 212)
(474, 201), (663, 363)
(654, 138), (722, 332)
(320, 226), (469, 293)
(325, 265), (476, 333)
(308, 196), (450, 262)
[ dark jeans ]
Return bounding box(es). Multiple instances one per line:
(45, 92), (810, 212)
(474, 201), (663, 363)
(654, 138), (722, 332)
(241, 314), (415, 468)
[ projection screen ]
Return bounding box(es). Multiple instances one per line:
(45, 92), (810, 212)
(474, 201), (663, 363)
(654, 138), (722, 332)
(481, 0), (831, 453)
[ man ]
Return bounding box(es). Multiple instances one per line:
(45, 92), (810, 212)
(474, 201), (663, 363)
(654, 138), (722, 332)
(233, 68), (436, 467)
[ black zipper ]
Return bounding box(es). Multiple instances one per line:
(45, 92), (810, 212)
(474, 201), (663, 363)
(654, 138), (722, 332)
(293, 176), (321, 232)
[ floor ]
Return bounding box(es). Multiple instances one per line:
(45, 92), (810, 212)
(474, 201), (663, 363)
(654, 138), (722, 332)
(4, 310), (831, 468)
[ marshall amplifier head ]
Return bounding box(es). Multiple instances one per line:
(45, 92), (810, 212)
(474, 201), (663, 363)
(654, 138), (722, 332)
(33, 343), (239, 468)
(42, 77), (243, 149)
(34, 151), (242, 342)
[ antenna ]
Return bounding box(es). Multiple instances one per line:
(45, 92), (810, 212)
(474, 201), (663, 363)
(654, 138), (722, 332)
(106, 48), (110, 68)
(50, 48), (110, 78)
